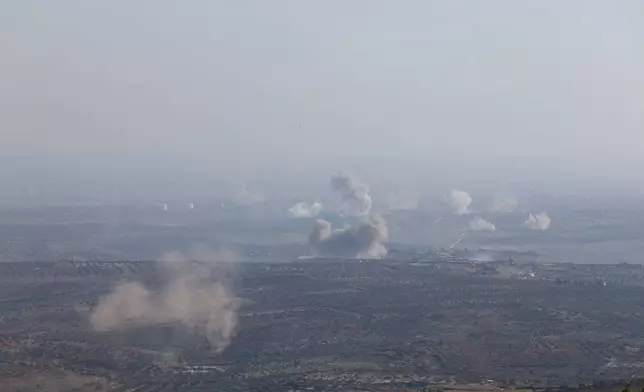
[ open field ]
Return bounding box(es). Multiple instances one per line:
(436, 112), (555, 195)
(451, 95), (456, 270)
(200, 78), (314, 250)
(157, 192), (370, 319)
(3, 258), (644, 391)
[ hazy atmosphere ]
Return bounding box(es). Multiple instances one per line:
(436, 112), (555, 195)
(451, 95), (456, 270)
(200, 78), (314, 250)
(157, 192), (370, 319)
(3, 3), (644, 390)
(2, 1), (643, 201)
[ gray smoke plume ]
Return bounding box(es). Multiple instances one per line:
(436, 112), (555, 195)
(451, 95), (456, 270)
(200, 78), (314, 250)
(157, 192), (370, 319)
(288, 201), (322, 218)
(90, 248), (240, 353)
(309, 215), (388, 259)
(524, 212), (551, 230)
(449, 189), (473, 215)
(490, 195), (518, 213)
(330, 172), (372, 215)
(469, 217), (496, 231)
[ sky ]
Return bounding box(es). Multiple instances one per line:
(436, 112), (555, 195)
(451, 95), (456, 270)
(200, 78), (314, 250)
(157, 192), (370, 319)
(1, 1), (643, 199)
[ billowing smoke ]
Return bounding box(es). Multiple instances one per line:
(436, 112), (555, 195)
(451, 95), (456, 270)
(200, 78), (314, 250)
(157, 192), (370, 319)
(491, 195), (518, 213)
(330, 172), (372, 215)
(524, 212), (551, 230)
(90, 248), (240, 353)
(469, 217), (496, 231)
(449, 190), (473, 215)
(309, 215), (388, 259)
(288, 201), (322, 218)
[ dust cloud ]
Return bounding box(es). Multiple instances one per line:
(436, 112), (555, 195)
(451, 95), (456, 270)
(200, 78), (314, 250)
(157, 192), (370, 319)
(330, 172), (372, 215)
(309, 215), (388, 259)
(90, 248), (240, 353)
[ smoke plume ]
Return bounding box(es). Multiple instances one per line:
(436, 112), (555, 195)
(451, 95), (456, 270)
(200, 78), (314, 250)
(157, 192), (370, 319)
(288, 201), (322, 218)
(469, 217), (496, 231)
(524, 212), (551, 230)
(90, 248), (240, 353)
(309, 215), (388, 259)
(449, 190), (473, 215)
(330, 172), (372, 215)
(490, 195), (518, 213)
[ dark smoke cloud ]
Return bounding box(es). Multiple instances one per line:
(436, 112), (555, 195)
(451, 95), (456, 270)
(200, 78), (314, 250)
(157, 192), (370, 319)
(309, 215), (388, 259)
(330, 172), (372, 215)
(90, 248), (240, 353)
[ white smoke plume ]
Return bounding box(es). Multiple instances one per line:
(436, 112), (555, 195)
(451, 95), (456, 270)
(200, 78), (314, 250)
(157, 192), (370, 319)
(330, 172), (372, 215)
(524, 212), (551, 230)
(309, 215), (388, 259)
(288, 201), (323, 218)
(490, 195), (518, 213)
(449, 190), (473, 215)
(90, 248), (240, 353)
(469, 217), (496, 231)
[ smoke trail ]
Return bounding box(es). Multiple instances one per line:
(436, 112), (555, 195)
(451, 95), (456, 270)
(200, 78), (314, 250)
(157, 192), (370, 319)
(469, 217), (496, 231)
(449, 190), (473, 215)
(490, 195), (518, 213)
(524, 212), (551, 230)
(90, 248), (240, 353)
(288, 201), (322, 218)
(309, 215), (388, 259)
(330, 172), (372, 215)
(449, 231), (467, 249)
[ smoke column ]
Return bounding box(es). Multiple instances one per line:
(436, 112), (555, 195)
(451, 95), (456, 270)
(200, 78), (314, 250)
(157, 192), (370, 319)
(469, 217), (496, 231)
(90, 248), (240, 353)
(524, 212), (551, 230)
(330, 172), (372, 215)
(288, 201), (323, 218)
(449, 190), (473, 215)
(309, 215), (388, 259)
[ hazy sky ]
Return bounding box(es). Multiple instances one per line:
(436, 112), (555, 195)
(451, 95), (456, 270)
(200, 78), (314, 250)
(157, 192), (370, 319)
(1, 1), (643, 195)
